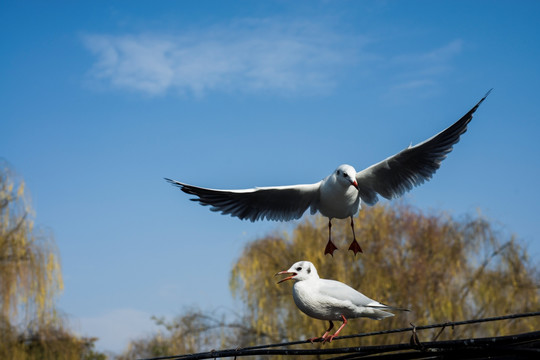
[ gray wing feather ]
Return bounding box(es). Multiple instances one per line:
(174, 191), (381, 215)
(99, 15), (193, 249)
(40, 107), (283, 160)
(318, 279), (374, 307)
(356, 90), (491, 205)
(165, 179), (321, 222)
(319, 280), (409, 312)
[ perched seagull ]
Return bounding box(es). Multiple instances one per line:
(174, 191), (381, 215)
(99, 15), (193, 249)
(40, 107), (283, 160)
(276, 261), (408, 343)
(166, 90), (491, 255)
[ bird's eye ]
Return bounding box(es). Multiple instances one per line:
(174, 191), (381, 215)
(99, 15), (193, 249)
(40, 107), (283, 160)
(336, 170), (340, 175)
(342, 172), (347, 177)
(296, 267), (302, 271)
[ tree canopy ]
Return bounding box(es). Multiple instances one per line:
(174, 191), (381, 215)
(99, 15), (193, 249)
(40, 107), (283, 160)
(122, 202), (539, 358)
(0, 163), (62, 324)
(231, 204), (540, 346)
(0, 162), (104, 360)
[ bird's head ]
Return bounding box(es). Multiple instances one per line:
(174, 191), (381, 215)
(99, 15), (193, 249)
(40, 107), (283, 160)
(335, 164), (358, 189)
(275, 261), (318, 283)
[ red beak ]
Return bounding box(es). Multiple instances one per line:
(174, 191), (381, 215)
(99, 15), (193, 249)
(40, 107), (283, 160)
(352, 180), (359, 189)
(275, 270), (297, 284)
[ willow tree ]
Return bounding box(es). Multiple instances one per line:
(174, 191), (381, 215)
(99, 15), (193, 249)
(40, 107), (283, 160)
(0, 164), (106, 360)
(230, 203), (540, 347)
(0, 163), (63, 325)
(121, 203), (539, 358)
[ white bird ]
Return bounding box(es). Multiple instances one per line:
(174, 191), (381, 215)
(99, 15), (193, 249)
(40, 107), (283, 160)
(276, 260), (408, 343)
(166, 91), (491, 255)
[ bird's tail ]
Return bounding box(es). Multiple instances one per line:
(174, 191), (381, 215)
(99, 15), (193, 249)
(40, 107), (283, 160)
(367, 302), (410, 319)
(370, 308), (395, 319)
(376, 304), (410, 312)
(364, 301), (410, 319)
(367, 299), (410, 312)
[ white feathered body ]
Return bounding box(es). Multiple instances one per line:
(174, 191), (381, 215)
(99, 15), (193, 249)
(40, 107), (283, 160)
(292, 278), (394, 321)
(318, 167), (361, 220)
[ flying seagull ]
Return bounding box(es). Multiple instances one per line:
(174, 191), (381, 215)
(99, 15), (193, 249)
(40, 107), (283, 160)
(166, 90), (491, 255)
(276, 261), (408, 343)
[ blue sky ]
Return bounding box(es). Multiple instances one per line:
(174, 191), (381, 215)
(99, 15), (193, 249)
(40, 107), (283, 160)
(2, 0), (539, 354)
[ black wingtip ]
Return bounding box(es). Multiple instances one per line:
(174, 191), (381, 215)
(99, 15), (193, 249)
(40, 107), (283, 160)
(480, 88), (493, 103)
(464, 89), (493, 118)
(164, 177), (183, 188)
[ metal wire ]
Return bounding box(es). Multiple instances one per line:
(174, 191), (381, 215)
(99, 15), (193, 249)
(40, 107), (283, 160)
(140, 311), (540, 360)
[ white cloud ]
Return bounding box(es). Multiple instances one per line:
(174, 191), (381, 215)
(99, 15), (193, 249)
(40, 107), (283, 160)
(386, 39), (464, 97)
(82, 18), (464, 99)
(391, 39), (463, 65)
(84, 35), (175, 95)
(73, 308), (160, 355)
(83, 19), (359, 96)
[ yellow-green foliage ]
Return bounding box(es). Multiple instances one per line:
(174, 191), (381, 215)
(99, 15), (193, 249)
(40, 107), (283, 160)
(230, 203), (540, 347)
(0, 163), (104, 360)
(122, 203), (540, 359)
(0, 317), (104, 360)
(0, 165), (63, 324)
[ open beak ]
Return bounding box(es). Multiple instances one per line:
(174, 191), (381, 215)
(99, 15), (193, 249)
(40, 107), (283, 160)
(275, 270), (297, 284)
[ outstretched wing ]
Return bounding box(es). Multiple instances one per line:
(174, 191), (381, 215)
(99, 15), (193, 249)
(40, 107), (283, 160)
(165, 179), (321, 222)
(356, 90), (491, 205)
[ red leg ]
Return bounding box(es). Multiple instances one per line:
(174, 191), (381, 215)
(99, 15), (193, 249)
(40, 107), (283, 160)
(324, 219), (338, 256)
(324, 315), (348, 343)
(347, 216), (363, 255)
(309, 321), (334, 343)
